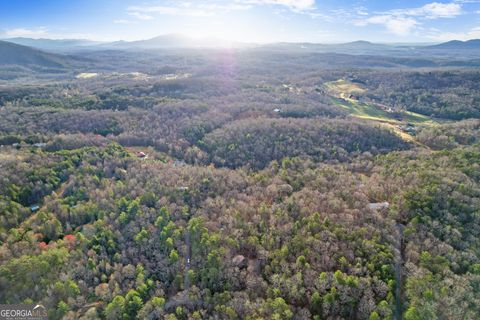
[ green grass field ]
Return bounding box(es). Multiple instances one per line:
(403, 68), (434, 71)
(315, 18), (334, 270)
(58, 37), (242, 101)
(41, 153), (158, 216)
(331, 97), (433, 124)
(325, 79), (435, 125)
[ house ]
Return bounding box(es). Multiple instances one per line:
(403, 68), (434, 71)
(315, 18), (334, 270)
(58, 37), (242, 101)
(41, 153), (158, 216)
(399, 124), (416, 135)
(30, 205), (40, 212)
(33, 143), (47, 148)
(136, 151), (148, 159)
(232, 255), (247, 269)
(367, 202), (390, 210)
(273, 108), (281, 113)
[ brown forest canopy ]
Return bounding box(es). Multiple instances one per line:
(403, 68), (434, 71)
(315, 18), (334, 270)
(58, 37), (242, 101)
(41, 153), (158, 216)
(0, 46), (480, 319)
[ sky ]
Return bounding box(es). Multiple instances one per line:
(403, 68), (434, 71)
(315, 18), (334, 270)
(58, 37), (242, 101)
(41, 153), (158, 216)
(1, 0), (480, 43)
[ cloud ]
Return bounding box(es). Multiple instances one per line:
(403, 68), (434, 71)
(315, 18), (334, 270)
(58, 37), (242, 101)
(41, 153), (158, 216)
(128, 5), (208, 17)
(128, 11), (154, 20)
(241, 0), (315, 11)
(126, 0), (316, 20)
(390, 2), (462, 19)
(421, 2), (461, 18)
(454, 0), (480, 3)
(356, 8), (369, 16)
(127, 2), (251, 19)
(3, 27), (49, 38)
(355, 2), (463, 36)
(356, 15), (418, 36)
(0, 27), (103, 40)
(113, 20), (132, 24)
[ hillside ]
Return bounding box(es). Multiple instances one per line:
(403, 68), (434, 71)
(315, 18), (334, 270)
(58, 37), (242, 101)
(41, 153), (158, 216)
(426, 39), (480, 49)
(5, 37), (99, 52)
(0, 40), (70, 68)
(107, 34), (230, 49)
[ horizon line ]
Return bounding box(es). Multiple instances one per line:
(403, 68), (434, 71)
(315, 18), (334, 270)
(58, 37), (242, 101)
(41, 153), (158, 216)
(2, 34), (472, 46)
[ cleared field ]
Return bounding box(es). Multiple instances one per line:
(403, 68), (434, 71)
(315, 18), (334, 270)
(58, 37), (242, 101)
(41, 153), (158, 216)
(75, 72), (98, 79)
(325, 79), (366, 96)
(325, 79), (440, 145)
(325, 79), (435, 125)
(331, 97), (433, 124)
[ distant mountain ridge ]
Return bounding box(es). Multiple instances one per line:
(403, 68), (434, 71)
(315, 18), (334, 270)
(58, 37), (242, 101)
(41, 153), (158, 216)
(106, 33), (234, 49)
(5, 37), (100, 51)
(122, 34), (195, 48)
(3, 34), (480, 51)
(337, 40), (384, 47)
(0, 40), (76, 68)
(426, 39), (480, 49)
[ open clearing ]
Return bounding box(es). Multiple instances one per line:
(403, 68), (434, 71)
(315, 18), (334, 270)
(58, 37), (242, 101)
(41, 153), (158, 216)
(330, 97), (433, 124)
(75, 72), (98, 79)
(325, 79), (433, 124)
(325, 79), (439, 143)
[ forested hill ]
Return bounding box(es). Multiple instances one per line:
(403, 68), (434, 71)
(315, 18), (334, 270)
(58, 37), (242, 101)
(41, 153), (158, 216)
(0, 40), (71, 68)
(426, 39), (480, 50)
